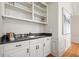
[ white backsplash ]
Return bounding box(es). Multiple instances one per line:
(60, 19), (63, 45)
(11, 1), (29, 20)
(3, 18), (45, 34)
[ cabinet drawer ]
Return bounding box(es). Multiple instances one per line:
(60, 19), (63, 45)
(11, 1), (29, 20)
(4, 41), (29, 51)
(30, 38), (43, 45)
(4, 47), (26, 56)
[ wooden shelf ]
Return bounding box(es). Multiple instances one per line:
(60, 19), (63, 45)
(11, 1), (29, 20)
(40, 2), (47, 6)
(34, 4), (46, 12)
(18, 2), (32, 6)
(2, 15), (47, 25)
(34, 12), (46, 18)
(5, 3), (32, 14)
(3, 2), (47, 25)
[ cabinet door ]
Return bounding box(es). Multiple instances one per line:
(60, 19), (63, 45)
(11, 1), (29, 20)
(4, 41), (30, 57)
(30, 44), (36, 57)
(0, 45), (4, 57)
(43, 37), (51, 56)
(30, 38), (43, 57)
(36, 42), (43, 57)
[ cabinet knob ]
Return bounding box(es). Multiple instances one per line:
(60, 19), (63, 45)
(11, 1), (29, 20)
(27, 48), (29, 53)
(37, 45), (39, 49)
(36, 45), (39, 49)
(16, 44), (22, 47)
(43, 43), (45, 47)
(36, 45), (38, 49)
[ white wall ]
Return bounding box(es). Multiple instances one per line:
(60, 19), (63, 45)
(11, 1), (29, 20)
(3, 18), (45, 34)
(46, 3), (59, 56)
(71, 3), (79, 43)
(58, 2), (73, 41)
(46, 2), (73, 56)
(58, 2), (73, 56)
(45, 2), (58, 40)
(73, 2), (79, 16)
(71, 16), (79, 43)
(0, 3), (3, 37)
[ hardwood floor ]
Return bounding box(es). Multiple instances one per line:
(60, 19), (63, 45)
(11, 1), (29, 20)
(62, 42), (79, 57)
(48, 42), (79, 57)
(47, 53), (54, 57)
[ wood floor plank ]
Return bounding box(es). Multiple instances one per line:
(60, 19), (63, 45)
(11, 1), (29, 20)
(62, 42), (79, 57)
(48, 42), (79, 57)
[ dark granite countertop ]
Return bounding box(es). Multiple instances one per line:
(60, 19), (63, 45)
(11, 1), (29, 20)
(0, 33), (52, 44)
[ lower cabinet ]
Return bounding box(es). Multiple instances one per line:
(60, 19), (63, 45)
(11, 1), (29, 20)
(30, 37), (51, 57)
(43, 37), (51, 56)
(1, 37), (51, 57)
(30, 38), (43, 57)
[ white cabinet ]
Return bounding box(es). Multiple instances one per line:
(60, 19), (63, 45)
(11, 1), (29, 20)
(0, 45), (4, 57)
(43, 37), (51, 56)
(4, 41), (30, 57)
(30, 38), (43, 57)
(1, 37), (51, 57)
(34, 2), (47, 24)
(1, 2), (47, 24)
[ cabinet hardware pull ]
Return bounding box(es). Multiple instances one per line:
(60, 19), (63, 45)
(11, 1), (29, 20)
(43, 43), (45, 47)
(27, 48), (29, 53)
(38, 45), (39, 49)
(36, 45), (39, 49)
(16, 45), (22, 47)
(36, 45), (38, 49)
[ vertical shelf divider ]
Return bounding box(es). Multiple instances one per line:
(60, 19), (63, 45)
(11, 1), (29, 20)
(46, 4), (48, 24)
(32, 2), (34, 21)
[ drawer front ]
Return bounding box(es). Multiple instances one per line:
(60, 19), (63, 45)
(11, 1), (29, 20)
(4, 47), (26, 56)
(4, 41), (29, 51)
(4, 46), (30, 57)
(30, 38), (43, 45)
(4, 50), (27, 57)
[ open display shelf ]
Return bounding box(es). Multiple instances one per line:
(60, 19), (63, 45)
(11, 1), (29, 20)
(34, 2), (47, 23)
(2, 2), (48, 25)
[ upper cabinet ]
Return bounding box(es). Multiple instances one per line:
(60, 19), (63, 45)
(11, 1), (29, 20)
(34, 2), (47, 23)
(1, 2), (48, 25)
(5, 2), (32, 20)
